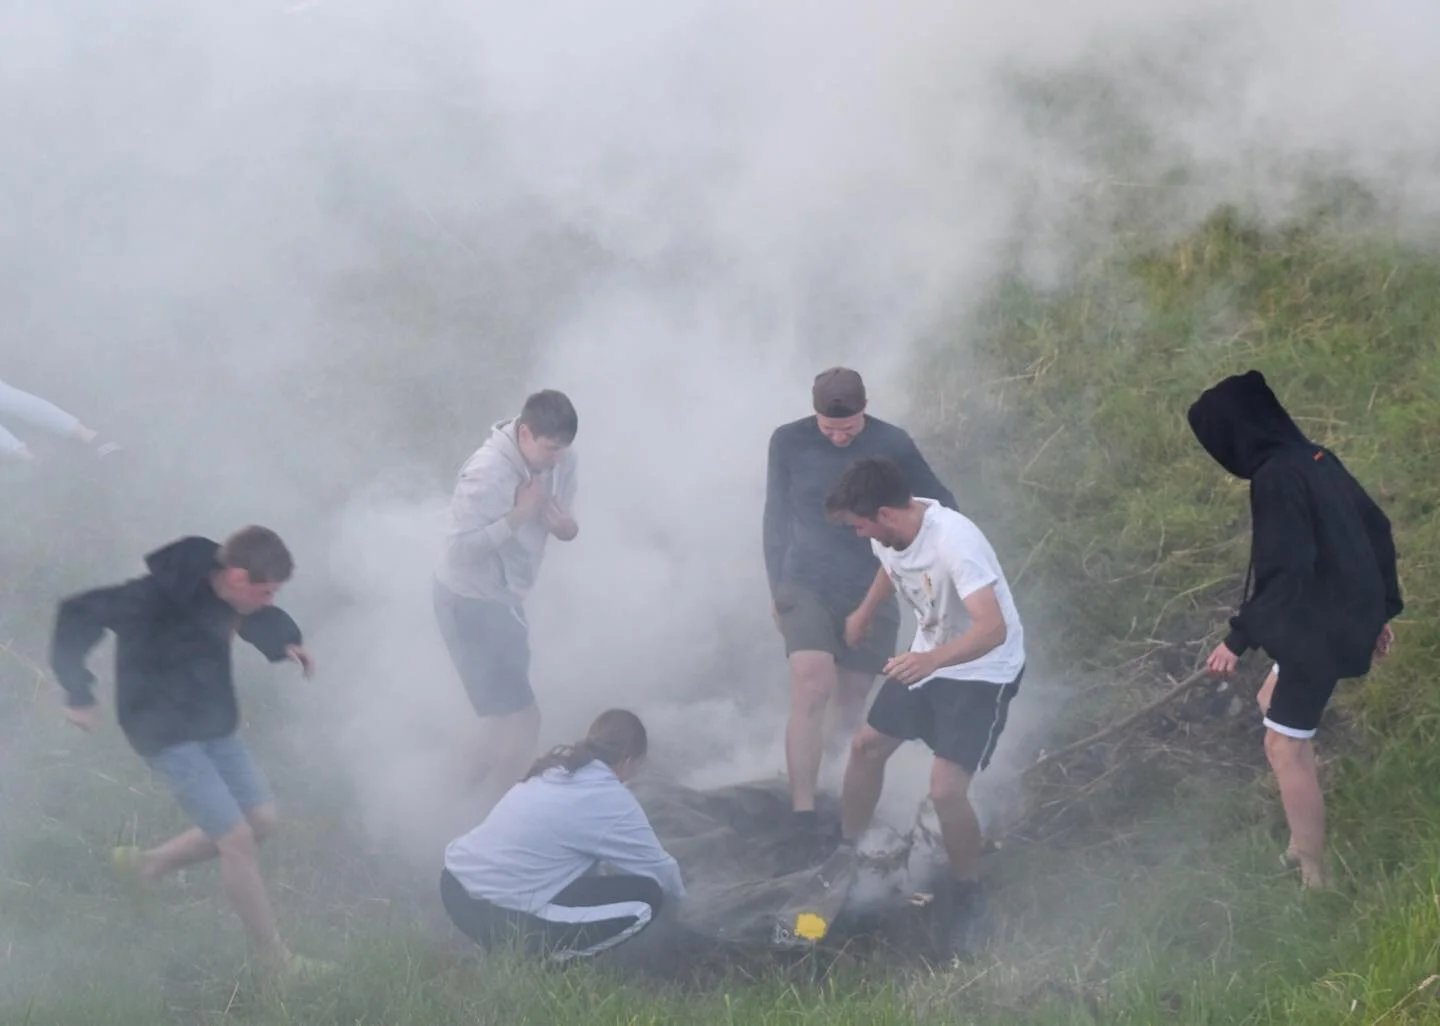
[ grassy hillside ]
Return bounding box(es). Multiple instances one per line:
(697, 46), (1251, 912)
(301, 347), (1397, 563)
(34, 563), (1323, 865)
(5, 206), (1440, 1024)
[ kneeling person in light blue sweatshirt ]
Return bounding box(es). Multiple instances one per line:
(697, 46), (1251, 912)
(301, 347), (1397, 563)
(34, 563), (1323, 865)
(440, 709), (685, 962)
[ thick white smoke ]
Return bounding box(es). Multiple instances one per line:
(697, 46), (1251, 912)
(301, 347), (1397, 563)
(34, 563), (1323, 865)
(6, 0), (1440, 866)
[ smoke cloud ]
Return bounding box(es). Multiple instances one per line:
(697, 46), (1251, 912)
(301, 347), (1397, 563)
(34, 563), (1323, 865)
(5, 0), (1440, 872)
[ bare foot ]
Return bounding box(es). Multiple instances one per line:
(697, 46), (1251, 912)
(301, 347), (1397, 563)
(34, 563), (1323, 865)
(1298, 857), (1331, 890)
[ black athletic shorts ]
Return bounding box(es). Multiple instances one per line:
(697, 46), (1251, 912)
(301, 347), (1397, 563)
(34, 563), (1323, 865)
(432, 578), (534, 717)
(866, 666), (1024, 773)
(1263, 663), (1338, 740)
(774, 583), (899, 676)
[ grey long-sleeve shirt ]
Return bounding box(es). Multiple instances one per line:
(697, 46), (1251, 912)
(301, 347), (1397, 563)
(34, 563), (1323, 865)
(763, 415), (957, 612)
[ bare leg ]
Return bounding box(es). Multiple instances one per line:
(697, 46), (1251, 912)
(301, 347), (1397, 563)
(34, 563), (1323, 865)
(215, 819), (290, 964)
(141, 805), (279, 881)
(929, 758), (983, 881)
(473, 703), (541, 801)
(840, 726), (903, 841)
(1265, 730), (1328, 887)
(785, 650), (839, 813)
(1257, 667), (1278, 718)
(831, 668), (875, 749)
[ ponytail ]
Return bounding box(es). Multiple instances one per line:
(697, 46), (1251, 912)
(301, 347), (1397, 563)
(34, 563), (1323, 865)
(523, 708), (648, 782)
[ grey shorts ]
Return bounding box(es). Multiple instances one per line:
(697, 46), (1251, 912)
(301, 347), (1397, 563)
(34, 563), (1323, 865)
(144, 733), (273, 841)
(774, 583), (898, 676)
(433, 578), (535, 717)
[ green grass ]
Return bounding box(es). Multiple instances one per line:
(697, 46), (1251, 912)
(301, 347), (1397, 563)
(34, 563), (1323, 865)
(6, 201), (1440, 1023)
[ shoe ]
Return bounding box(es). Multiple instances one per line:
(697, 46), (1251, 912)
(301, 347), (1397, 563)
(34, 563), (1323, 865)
(111, 845), (152, 887)
(110, 845), (156, 908)
(283, 953), (339, 981)
(776, 813), (843, 875)
(255, 952), (339, 990)
(936, 879), (990, 962)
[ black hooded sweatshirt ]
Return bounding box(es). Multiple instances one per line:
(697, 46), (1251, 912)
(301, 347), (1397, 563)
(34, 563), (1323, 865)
(1187, 370), (1402, 682)
(49, 536), (303, 757)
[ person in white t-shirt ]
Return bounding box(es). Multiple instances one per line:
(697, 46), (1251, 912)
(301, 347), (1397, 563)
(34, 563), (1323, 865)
(823, 456), (1025, 961)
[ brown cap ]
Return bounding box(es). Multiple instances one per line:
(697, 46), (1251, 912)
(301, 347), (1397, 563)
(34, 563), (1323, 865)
(812, 367), (867, 418)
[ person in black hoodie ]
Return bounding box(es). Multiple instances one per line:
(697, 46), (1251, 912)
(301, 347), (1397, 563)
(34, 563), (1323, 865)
(1188, 370), (1402, 888)
(50, 526), (326, 977)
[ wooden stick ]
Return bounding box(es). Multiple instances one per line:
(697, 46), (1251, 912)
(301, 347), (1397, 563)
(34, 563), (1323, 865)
(1023, 668), (1212, 778)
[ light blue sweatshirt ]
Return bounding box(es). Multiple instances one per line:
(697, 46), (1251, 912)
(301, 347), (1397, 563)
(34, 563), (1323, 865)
(444, 760), (685, 915)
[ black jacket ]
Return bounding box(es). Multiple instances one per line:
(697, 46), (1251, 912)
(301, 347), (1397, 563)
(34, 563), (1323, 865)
(763, 415), (958, 611)
(1188, 370), (1402, 682)
(49, 536), (303, 757)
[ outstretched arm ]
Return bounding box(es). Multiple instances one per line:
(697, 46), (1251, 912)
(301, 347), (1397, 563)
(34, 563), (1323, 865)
(599, 799), (687, 900)
(238, 606), (310, 677)
(884, 582), (1007, 685)
(50, 582), (134, 709)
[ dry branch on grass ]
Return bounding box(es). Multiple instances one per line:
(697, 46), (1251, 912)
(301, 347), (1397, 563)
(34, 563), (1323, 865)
(1023, 668), (1211, 780)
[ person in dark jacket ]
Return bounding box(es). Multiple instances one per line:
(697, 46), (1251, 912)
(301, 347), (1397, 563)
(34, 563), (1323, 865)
(764, 366), (958, 862)
(49, 526), (326, 977)
(1188, 370), (1401, 888)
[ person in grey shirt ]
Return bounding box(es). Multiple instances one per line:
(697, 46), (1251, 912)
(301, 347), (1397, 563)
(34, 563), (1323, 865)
(433, 389), (579, 807)
(1, 375), (120, 461)
(763, 367), (956, 864)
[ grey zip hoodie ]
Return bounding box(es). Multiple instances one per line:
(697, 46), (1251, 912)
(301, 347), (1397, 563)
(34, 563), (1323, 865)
(435, 418), (578, 604)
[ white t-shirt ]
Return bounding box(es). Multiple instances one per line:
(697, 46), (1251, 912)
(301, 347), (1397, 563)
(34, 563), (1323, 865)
(871, 499), (1026, 686)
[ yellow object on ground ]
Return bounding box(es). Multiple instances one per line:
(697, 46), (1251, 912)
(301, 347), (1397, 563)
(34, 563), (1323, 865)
(794, 913), (828, 941)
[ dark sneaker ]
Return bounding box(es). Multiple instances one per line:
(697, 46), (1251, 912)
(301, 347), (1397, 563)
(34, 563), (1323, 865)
(936, 879), (990, 962)
(812, 807), (844, 846)
(776, 813), (842, 875)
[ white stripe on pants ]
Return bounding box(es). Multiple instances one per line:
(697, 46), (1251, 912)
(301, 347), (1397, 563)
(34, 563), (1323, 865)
(535, 897), (656, 962)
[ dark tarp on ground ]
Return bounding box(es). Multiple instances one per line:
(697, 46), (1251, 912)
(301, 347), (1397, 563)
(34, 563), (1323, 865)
(629, 774), (945, 951)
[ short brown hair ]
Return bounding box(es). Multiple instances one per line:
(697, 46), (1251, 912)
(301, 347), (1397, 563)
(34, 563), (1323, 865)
(518, 389), (578, 444)
(219, 526), (294, 584)
(824, 457), (913, 520)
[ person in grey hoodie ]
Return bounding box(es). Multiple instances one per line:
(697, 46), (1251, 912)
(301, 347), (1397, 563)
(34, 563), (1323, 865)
(433, 389), (579, 803)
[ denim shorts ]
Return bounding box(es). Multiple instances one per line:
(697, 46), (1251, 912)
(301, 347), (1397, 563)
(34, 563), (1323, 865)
(144, 733), (273, 840)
